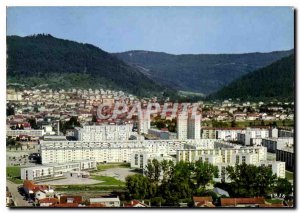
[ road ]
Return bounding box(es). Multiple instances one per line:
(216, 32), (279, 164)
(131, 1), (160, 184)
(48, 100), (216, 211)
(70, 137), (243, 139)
(6, 180), (32, 207)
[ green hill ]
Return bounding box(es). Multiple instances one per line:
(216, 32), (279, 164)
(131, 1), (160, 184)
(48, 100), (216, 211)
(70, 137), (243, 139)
(209, 54), (295, 101)
(7, 34), (174, 98)
(114, 49), (293, 95)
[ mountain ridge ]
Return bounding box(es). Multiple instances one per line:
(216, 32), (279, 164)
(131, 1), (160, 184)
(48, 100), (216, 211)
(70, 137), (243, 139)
(6, 34), (175, 98)
(114, 49), (294, 95)
(209, 54), (295, 101)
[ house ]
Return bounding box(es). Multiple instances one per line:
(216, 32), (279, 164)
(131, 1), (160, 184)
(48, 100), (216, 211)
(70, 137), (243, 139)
(59, 196), (82, 204)
(220, 197), (265, 207)
(193, 196), (215, 207)
(124, 200), (149, 207)
(89, 197), (120, 207)
(23, 180), (54, 199)
(38, 198), (59, 207)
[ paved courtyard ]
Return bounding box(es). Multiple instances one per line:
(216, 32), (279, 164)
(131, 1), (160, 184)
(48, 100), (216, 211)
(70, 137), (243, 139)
(93, 167), (139, 181)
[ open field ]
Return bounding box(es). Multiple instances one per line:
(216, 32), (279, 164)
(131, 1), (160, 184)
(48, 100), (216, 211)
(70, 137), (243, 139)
(6, 166), (23, 184)
(96, 163), (130, 171)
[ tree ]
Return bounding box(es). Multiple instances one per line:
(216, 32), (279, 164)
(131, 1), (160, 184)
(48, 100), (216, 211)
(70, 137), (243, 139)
(231, 120), (237, 127)
(7, 105), (15, 116)
(125, 174), (149, 199)
(226, 163), (276, 197)
(28, 118), (38, 129)
(193, 160), (219, 188)
(275, 178), (292, 197)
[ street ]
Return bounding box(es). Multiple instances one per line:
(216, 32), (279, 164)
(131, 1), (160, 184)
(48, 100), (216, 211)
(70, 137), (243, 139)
(6, 180), (32, 207)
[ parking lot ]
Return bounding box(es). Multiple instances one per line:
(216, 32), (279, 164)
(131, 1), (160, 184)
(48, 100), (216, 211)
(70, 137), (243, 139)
(7, 150), (39, 167)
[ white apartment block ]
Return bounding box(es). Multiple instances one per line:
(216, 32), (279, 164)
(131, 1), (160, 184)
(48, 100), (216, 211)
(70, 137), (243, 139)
(237, 128), (270, 146)
(20, 160), (96, 181)
(74, 124), (133, 141)
(177, 113), (201, 140)
(7, 129), (45, 138)
(278, 129), (294, 138)
(130, 152), (176, 170)
(201, 128), (217, 139)
(261, 137), (294, 153)
(176, 146), (285, 181)
(138, 110), (150, 134)
(216, 128), (246, 141)
(177, 114), (188, 140)
(188, 114), (201, 139)
(40, 139), (205, 164)
(276, 146), (294, 170)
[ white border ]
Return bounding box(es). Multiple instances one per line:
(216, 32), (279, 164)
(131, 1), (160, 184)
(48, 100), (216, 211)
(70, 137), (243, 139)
(1, 1), (298, 213)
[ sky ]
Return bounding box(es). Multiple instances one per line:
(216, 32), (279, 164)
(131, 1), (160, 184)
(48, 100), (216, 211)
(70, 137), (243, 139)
(6, 7), (294, 54)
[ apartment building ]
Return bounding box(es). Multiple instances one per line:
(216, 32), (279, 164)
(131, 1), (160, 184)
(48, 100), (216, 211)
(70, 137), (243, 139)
(177, 113), (201, 140)
(138, 110), (150, 134)
(216, 128), (246, 141)
(39, 139), (202, 164)
(237, 128), (270, 146)
(20, 160), (96, 181)
(276, 146), (294, 171)
(74, 123), (133, 141)
(7, 129), (44, 138)
(176, 146), (285, 181)
(261, 137), (293, 153)
(278, 129), (294, 138)
(130, 152), (175, 170)
(201, 128), (217, 139)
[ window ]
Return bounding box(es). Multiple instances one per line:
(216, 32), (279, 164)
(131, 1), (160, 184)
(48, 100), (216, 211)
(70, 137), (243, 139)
(242, 156), (246, 163)
(236, 155), (240, 164)
(134, 154), (138, 165)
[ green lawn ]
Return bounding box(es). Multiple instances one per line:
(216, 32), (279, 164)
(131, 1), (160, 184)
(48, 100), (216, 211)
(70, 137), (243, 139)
(53, 175), (125, 192)
(266, 199), (284, 204)
(54, 184), (125, 192)
(6, 166), (23, 184)
(91, 175), (125, 186)
(7, 166), (21, 177)
(285, 171), (294, 181)
(96, 163), (130, 171)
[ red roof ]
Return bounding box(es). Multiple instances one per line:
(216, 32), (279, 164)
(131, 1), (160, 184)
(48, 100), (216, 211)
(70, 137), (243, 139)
(60, 196), (82, 204)
(193, 196), (213, 203)
(23, 180), (49, 193)
(39, 198), (59, 204)
(50, 203), (79, 207)
(124, 200), (148, 207)
(221, 197), (265, 206)
(196, 201), (215, 207)
(87, 203), (107, 207)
